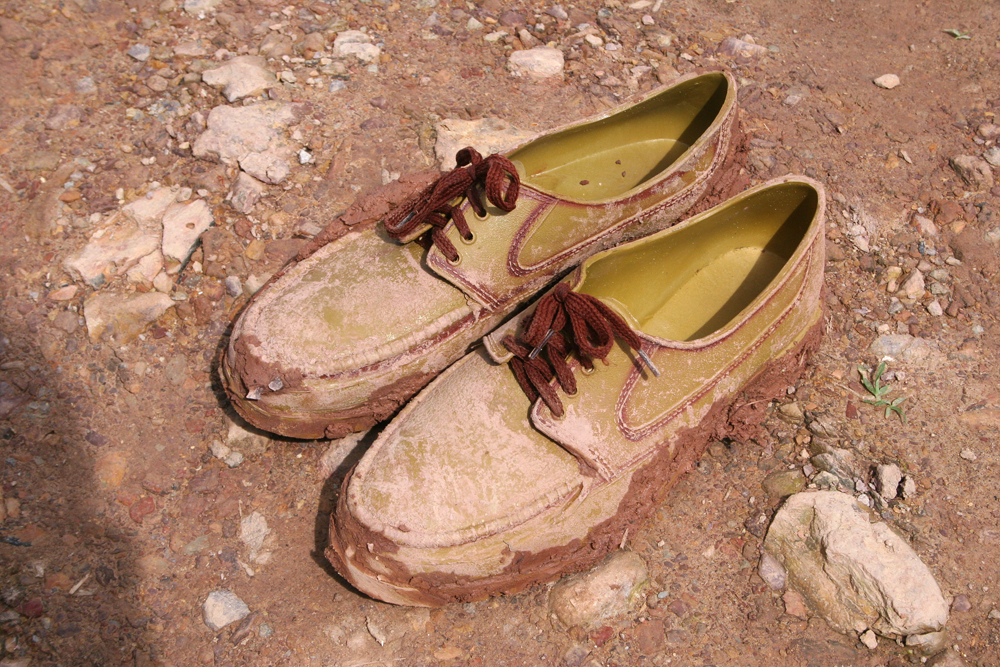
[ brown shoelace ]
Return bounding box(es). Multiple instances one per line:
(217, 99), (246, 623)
(382, 147), (520, 262)
(502, 283), (660, 418)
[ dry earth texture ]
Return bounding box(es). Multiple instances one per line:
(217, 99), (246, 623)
(0, 0), (999, 666)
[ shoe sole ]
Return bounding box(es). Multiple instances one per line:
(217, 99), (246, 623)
(325, 312), (824, 606)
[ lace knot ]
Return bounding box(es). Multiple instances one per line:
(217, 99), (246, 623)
(382, 147), (519, 262)
(502, 284), (657, 418)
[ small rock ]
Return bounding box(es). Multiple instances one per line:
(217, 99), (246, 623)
(0, 18), (32, 41)
(762, 469), (806, 498)
(874, 464), (902, 500)
(435, 118), (534, 170)
(44, 104), (83, 131)
(84, 292), (175, 344)
(717, 36), (768, 58)
(183, 0), (222, 13)
(873, 74), (900, 89)
(778, 402), (805, 422)
(192, 101), (304, 162)
(201, 56), (276, 102)
(859, 629), (878, 649)
(900, 270), (925, 299)
(926, 300), (943, 317)
(906, 630), (948, 656)
(783, 588), (810, 619)
(869, 334), (932, 363)
(333, 30), (380, 62)
(951, 594), (972, 613)
(228, 172), (267, 214)
(913, 215), (938, 237)
(562, 643), (590, 667)
(901, 475), (917, 499)
(950, 155), (994, 191)
(984, 146), (1000, 168)
(507, 46), (564, 79)
(239, 512), (269, 555)
(225, 276), (242, 297)
(758, 551), (787, 590)
(48, 285), (78, 301)
(959, 449), (977, 462)
(239, 151), (290, 185)
(202, 591), (250, 631)
(161, 200), (213, 264)
(128, 44), (151, 61)
(549, 551), (649, 630)
(223, 451), (244, 467)
(763, 491), (949, 637)
(927, 648), (969, 667)
(209, 440), (232, 459)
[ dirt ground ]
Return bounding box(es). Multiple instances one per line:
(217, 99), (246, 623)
(1, 0), (999, 665)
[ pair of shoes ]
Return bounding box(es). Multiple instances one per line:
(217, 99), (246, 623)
(223, 70), (738, 439)
(221, 70), (827, 607)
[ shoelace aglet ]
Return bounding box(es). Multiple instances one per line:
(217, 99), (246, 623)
(528, 329), (555, 360)
(638, 349), (661, 377)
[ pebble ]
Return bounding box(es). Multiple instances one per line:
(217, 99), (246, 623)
(203, 591), (250, 631)
(984, 146), (1000, 168)
(225, 275), (242, 297)
(874, 463), (902, 500)
(239, 151), (291, 185)
(900, 269), (925, 299)
(905, 631), (948, 656)
(764, 491), (948, 636)
(467, 17), (484, 30)
(951, 594), (972, 613)
(192, 101), (304, 162)
(950, 155), (994, 191)
(717, 36), (768, 58)
(328, 80), (346, 93)
(762, 469), (806, 498)
(239, 512), (270, 555)
(926, 300), (943, 317)
(228, 172), (267, 214)
(435, 117), (534, 170)
(84, 292), (175, 344)
(959, 449), (977, 462)
(873, 74), (900, 89)
(507, 46), (565, 79)
(927, 648), (969, 667)
(183, 0), (222, 13)
(869, 334), (932, 363)
(859, 629), (878, 649)
(161, 199), (213, 264)
(45, 104), (83, 131)
(201, 56), (276, 102)
(913, 214), (938, 237)
(226, 416), (270, 456)
(549, 551), (649, 630)
(333, 31), (380, 62)
(127, 44), (151, 61)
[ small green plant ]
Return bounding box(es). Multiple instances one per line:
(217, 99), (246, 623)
(943, 29), (972, 40)
(858, 361), (907, 423)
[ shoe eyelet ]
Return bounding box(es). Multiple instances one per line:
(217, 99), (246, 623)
(447, 253), (462, 266)
(565, 388), (578, 397)
(473, 208), (489, 221)
(460, 231), (477, 245)
(581, 366), (595, 376)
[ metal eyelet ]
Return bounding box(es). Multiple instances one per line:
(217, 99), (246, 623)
(460, 231), (476, 245)
(581, 366), (596, 376)
(447, 253), (462, 266)
(474, 208), (489, 221)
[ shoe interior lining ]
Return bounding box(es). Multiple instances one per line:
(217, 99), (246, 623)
(578, 183), (818, 342)
(508, 73), (730, 201)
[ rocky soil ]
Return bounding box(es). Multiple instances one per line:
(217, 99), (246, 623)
(1, 0), (999, 665)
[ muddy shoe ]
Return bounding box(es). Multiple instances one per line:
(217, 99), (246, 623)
(224, 71), (739, 439)
(327, 176), (826, 606)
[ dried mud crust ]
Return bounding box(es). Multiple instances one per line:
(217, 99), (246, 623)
(326, 317), (824, 606)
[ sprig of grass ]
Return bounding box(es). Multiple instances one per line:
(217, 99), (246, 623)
(943, 29), (972, 40)
(858, 362), (907, 423)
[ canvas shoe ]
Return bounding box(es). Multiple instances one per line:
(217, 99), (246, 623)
(223, 70), (739, 439)
(327, 175), (826, 606)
